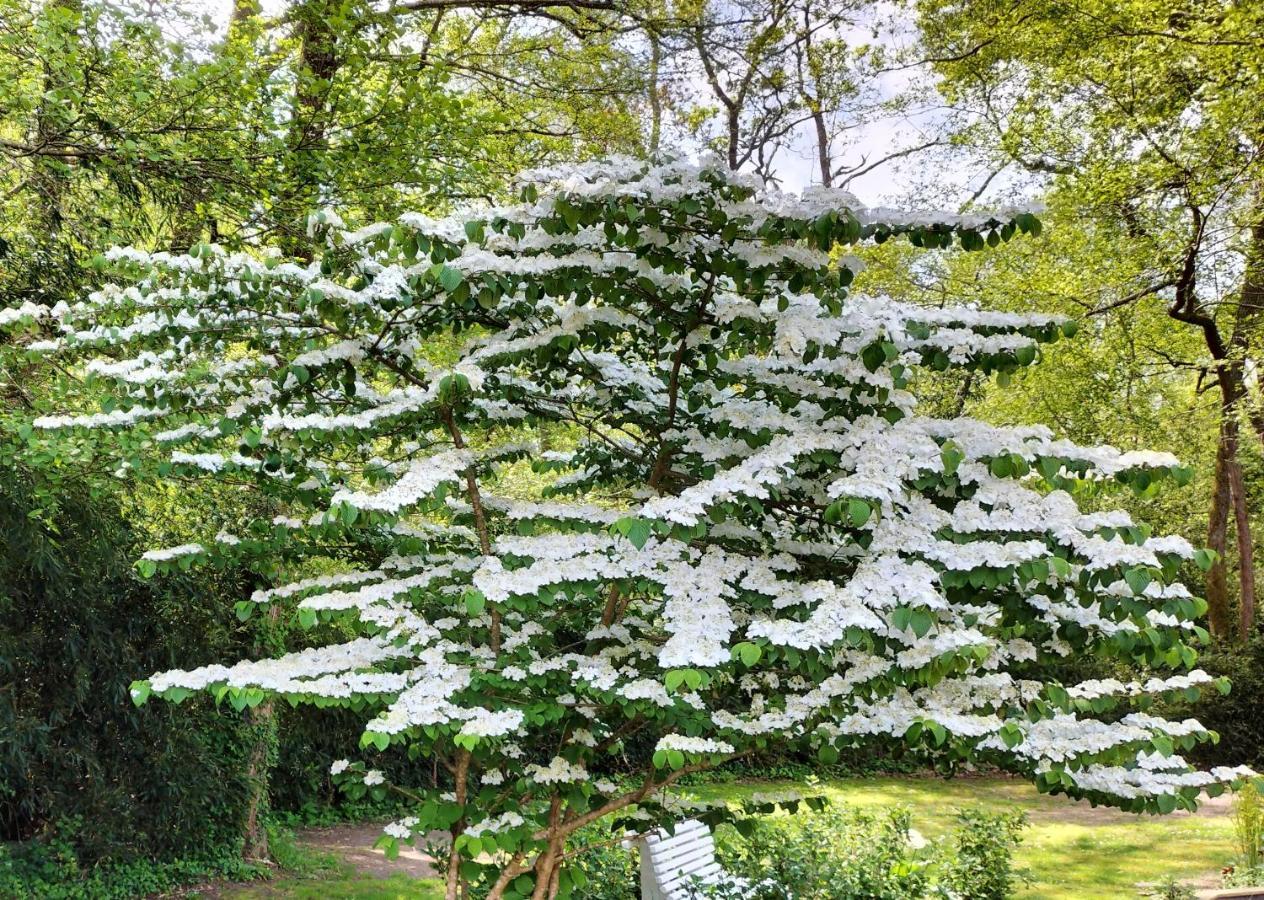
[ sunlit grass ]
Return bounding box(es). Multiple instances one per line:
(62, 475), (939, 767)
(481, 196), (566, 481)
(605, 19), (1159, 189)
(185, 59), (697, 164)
(695, 776), (1234, 899)
(223, 870), (445, 900)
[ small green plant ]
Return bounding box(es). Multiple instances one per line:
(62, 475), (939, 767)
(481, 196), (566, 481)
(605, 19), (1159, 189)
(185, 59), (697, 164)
(565, 832), (640, 900)
(1140, 875), (1196, 899)
(940, 807), (1029, 900)
(264, 822), (342, 878)
(1233, 782), (1264, 871)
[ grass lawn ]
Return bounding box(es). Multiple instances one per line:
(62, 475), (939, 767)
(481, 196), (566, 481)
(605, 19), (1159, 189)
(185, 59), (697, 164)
(216, 775), (1236, 899)
(694, 775), (1235, 899)
(221, 867), (445, 900)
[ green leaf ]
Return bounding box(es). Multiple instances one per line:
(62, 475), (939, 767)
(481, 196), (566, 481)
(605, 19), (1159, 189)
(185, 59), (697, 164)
(130, 680), (151, 706)
(234, 600), (255, 622)
(909, 608), (934, 639)
(734, 642), (762, 667)
(626, 518), (652, 550)
(1124, 568), (1152, 597)
(999, 723), (1023, 749)
(847, 499), (871, 528)
(465, 590), (487, 617)
(438, 266), (464, 293)
(297, 606), (317, 629)
(861, 342), (886, 373)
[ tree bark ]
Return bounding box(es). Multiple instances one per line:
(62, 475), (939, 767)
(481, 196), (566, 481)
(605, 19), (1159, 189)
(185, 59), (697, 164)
(30, 0), (82, 246)
(241, 601), (282, 860)
(1223, 416), (1256, 640)
(1206, 431), (1234, 639)
(648, 32), (663, 155)
(444, 750), (472, 900)
(281, 0), (343, 259)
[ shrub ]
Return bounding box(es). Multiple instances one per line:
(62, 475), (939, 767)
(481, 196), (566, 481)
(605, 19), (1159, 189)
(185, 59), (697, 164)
(1155, 638), (1264, 772)
(0, 471), (256, 875)
(939, 808), (1028, 900)
(686, 802), (1025, 900)
(567, 833), (640, 900)
(1232, 782), (1264, 871)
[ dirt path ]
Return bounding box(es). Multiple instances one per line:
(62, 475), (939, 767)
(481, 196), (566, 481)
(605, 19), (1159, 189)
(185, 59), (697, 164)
(296, 821), (442, 880)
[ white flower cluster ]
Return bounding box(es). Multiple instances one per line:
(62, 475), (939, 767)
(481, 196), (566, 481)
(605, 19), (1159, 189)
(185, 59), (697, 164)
(655, 735), (735, 755)
(525, 757), (589, 784)
(28, 156), (1245, 826)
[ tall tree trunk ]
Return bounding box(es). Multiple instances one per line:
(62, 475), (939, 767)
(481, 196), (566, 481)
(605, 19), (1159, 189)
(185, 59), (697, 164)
(648, 32), (663, 155)
(1206, 433), (1234, 639)
(811, 105), (831, 187)
(1214, 203), (1264, 639)
(281, 0), (343, 259)
(1241, 214), (1264, 638)
(1224, 416), (1256, 640)
(241, 601), (281, 860)
(30, 0), (82, 254)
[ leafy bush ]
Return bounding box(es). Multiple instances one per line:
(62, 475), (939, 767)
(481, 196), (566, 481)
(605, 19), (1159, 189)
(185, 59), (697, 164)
(1155, 638), (1264, 772)
(682, 802), (1026, 899)
(0, 818), (258, 900)
(1140, 876), (1196, 900)
(566, 832), (640, 900)
(1232, 782), (1264, 871)
(0, 471), (256, 874)
(939, 808), (1028, 900)
(707, 804), (931, 899)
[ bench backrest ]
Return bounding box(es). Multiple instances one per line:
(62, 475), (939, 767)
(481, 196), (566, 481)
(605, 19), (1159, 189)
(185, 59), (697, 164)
(639, 819), (725, 900)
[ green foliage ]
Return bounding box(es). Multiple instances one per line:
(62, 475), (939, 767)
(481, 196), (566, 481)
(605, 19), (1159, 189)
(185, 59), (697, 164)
(0, 817), (259, 900)
(1155, 638), (1264, 772)
(687, 802), (1026, 899)
(1232, 782), (1264, 872)
(565, 829), (640, 900)
(938, 808), (1028, 900)
(0, 468), (256, 868)
(1140, 876), (1197, 900)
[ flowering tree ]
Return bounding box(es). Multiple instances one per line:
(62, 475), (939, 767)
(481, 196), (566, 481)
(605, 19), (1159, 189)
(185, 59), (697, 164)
(11, 158), (1253, 899)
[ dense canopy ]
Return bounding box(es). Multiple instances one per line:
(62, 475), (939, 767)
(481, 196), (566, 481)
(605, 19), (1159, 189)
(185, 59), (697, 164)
(10, 157), (1253, 900)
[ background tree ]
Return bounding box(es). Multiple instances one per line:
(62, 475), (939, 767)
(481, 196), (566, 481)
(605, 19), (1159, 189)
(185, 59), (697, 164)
(913, 0), (1264, 641)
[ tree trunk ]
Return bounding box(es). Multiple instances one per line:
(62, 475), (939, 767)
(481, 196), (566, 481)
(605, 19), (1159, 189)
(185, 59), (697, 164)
(1212, 204), (1264, 640)
(241, 602), (282, 860)
(1224, 417), (1257, 639)
(1206, 432), (1234, 639)
(648, 33), (663, 155)
(281, 0), (343, 259)
(30, 0), (82, 246)
(811, 105), (832, 187)
(444, 750), (471, 900)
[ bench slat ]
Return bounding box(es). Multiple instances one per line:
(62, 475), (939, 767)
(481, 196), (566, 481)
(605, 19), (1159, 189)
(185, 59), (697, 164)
(636, 818), (744, 900)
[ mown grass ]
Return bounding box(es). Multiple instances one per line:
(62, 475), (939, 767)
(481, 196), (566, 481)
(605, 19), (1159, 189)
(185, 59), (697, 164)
(222, 870), (445, 899)
(693, 775), (1235, 899)
(215, 775), (1236, 899)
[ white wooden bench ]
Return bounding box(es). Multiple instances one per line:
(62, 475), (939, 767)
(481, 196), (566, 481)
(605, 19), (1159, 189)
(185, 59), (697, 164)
(629, 818), (749, 900)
